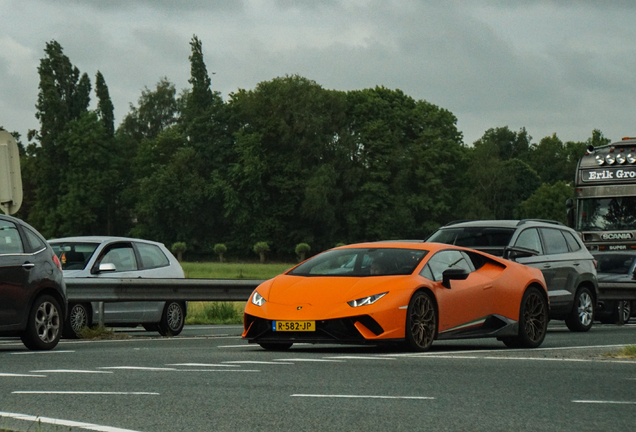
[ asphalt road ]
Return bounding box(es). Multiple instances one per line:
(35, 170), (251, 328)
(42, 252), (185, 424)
(1, 323), (635, 432)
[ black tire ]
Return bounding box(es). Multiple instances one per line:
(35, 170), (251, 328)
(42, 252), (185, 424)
(259, 343), (293, 351)
(565, 286), (595, 332)
(404, 291), (437, 352)
(63, 303), (91, 339)
(157, 302), (185, 336)
(609, 301), (631, 324)
(502, 287), (548, 349)
(20, 295), (63, 350)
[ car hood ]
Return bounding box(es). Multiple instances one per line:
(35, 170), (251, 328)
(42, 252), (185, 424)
(263, 274), (408, 306)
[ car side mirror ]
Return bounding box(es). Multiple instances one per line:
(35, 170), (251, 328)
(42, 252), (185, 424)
(442, 268), (469, 289)
(98, 262), (116, 273)
(503, 246), (539, 262)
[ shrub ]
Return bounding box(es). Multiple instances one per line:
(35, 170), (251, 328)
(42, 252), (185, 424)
(295, 243), (311, 261)
(171, 242), (187, 262)
(253, 241), (270, 264)
(213, 243), (227, 263)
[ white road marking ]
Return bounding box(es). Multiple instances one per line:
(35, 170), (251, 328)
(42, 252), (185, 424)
(323, 356), (396, 360)
(167, 363), (239, 367)
(98, 366), (177, 371)
(291, 394), (434, 400)
(0, 411), (143, 432)
(11, 350), (75, 355)
(12, 391), (159, 395)
(175, 369), (260, 372)
(573, 400), (636, 405)
(32, 370), (113, 374)
(223, 361), (294, 365)
(217, 344), (254, 348)
(0, 373), (46, 377)
(274, 358), (346, 362)
(403, 354), (636, 364)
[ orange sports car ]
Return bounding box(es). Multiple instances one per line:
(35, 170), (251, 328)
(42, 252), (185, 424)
(243, 242), (549, 351)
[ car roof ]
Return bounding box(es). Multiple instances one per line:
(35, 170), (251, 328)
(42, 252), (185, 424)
(337, 241), (472, 253)
(439, 219), (566, 229)
(49, 236), (165, 247)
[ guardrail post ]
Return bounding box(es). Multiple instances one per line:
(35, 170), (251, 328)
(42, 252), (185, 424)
(617, 301), (625, 326)
(98, 302), (105, 327)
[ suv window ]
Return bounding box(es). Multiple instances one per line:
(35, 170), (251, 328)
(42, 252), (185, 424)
(0, 220), (24, 254)
(422, 250), (473, 282)
(562, 231), (582, 252)
(540, 228), (569, 255)
(514, 228), (543, 254)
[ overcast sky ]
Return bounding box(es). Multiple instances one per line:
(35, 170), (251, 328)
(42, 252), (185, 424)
(1, 0), (635, 146)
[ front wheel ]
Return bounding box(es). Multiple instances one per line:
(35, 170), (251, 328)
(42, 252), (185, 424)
(63, 303), (91, 339)
(404, 291), (437, 352)
(502, 287), (548, 348)
(565, 287), (594, 332)
(158, 302), (185, 336)
(21, 295), (63, 350)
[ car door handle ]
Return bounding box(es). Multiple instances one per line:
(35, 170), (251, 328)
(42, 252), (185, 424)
(22, 262), (35, 269)
(543, 264), (552, 269)
(573, 262), (580, 266)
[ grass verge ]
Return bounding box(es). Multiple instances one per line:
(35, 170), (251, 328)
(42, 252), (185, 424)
(602, 345), (636, 359)
(186, 301), (245, 325)
(77, 325), (131, 340)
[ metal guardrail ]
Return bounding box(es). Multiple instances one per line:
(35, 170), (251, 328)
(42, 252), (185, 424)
(65, 278), (265, 302)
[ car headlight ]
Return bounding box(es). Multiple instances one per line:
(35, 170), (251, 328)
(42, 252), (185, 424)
(347, 292), (387, 307)
(251, 291), (266, 306)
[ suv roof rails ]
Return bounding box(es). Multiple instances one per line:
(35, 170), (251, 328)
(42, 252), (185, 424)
(517, 219), (564, 227)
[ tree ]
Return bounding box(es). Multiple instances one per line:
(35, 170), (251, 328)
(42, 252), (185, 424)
(95, 71), (115, 136)
(253, 242), (270, 264)
(295, 243), (310, 261)
(516, 182), (574, 223)
(171, 242), (187, 262)
(472, 126), (531, 161)
(214, 243), (227, 263)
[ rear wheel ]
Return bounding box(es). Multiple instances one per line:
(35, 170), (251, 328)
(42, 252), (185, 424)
(63, 303), (91, 339)
(565, 287), (594, 332)
(404, 291), (437, 352)
(610, 301), (631, 324)
(502, 287), (548, 348)
(259, 343), (293, 351)
(158, 302), (185, 336)
(21, 295), (62, 350)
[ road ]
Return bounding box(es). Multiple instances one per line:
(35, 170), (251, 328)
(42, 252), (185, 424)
(1, 323), (635, 432)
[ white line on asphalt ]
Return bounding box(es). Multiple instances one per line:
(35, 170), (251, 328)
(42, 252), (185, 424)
(167, 363), (239, 367)
(11, 350), (75, 355)
(31, 370), (114, 374)
(291, 394), (434, 400)
(275, 358), (346, 362)
(0, 373), (46, 377)
(98, 366), (177, 371)
(404, 354), (636, 364)
(0, 411), (143, 432)
(12, 391), (159, 395)
(322, 356), (397, 360)
(175, 369), (260, 372)
(217, 344), (254, 348)
(223, 361), (294, 365)
(572, 400), (636, 405)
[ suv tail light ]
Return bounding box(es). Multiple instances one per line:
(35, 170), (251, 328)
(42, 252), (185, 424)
(52, 254), (63, 272)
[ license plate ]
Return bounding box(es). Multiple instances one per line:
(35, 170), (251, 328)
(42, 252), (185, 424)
(272, 320), (316, 332)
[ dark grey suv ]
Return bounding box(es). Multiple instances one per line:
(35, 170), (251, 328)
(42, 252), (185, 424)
(0, 214), (67, 350)
(428, 220), (598, 332)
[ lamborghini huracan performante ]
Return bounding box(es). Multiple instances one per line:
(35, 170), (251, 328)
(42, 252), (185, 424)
(243, 242), (550, 351)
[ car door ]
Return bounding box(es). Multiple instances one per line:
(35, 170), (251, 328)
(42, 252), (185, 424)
(0, 219), (29, 327)
(92, 242), (150, 324)
(422, 249), (493, 332)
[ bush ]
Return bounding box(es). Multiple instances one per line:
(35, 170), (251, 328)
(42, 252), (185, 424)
(171, 242), (187, 262)
(295, 243), (311, 261)
(213, 243), (227, 263)
(253, 241), (270, 263)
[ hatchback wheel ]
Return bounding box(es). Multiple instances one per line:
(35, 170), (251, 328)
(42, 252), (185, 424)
(63, 303), (91, 339)
(405, 291), (437, 352)
(21, 295), (62, 350)
(158, 302), (185, 336)
(565, 287), (594, 332)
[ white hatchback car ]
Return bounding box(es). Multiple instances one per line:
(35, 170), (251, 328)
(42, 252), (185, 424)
(49, 236), (186, 338)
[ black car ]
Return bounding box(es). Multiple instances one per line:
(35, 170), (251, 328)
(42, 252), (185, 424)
(428, 220), (599, 332)
(593, 251), (636, 324)
(0, 214), (67, 350)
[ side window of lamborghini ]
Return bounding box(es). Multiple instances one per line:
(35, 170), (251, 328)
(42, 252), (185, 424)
(422, 250), (472, 282)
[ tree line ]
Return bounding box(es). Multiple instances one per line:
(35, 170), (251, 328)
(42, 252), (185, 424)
(1, 37), (613, 261)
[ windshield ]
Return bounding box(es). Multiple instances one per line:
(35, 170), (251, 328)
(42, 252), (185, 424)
(288, 248), (428, 277)
(50, 242), (99, 270)
(577, 197), (636, 231)
(428, 227), (515, 253)
(594, 253), (636, 275)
